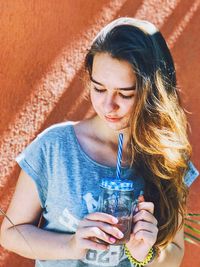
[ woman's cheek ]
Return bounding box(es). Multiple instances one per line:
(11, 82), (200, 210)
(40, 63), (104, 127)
(91, 97), (103, 115)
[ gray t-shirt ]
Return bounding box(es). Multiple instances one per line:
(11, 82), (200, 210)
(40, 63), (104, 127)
(16, 121), (199, 267)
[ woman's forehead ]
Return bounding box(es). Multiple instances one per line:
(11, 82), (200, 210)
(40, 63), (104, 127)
(92, 53), (136, 87)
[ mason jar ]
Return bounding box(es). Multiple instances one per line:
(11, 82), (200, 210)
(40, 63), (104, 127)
(97, 177), (135, 245)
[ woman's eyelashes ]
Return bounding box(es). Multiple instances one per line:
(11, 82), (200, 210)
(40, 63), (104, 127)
(93, 87), (134, 99)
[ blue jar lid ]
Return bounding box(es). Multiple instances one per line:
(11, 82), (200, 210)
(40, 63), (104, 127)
(100, 177), (134, 191)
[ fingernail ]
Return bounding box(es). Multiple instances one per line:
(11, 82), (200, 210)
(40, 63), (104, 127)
(112, 217), (118, 223)
(109, 237), (116, 243)
(118, 232), (124, 238)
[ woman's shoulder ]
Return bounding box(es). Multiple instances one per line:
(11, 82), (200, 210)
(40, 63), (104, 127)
(37, 120), (79, 141)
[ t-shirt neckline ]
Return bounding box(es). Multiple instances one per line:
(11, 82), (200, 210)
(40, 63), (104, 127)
(70, 124), (131, 171)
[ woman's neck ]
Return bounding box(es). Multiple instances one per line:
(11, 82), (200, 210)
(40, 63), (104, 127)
(88, 116), (130, 151)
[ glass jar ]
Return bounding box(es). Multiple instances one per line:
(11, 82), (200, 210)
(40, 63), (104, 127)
(98, 177), (135, 245)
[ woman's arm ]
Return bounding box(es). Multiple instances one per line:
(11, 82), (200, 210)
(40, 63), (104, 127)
(0, 170), (76, 260)
(147, 226), (184, 266)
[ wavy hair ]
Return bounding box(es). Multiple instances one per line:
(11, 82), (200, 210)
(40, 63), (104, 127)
(84, 17), (192, 249)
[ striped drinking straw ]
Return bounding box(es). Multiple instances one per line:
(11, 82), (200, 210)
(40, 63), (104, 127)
(116, 133), (124, 179)
(113, 133), (124, 213)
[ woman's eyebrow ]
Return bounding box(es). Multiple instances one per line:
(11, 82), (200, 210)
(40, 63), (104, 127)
(90, 76), (136, 91)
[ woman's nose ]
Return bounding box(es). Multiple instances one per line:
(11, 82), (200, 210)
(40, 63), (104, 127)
(103, 94), (119, 113)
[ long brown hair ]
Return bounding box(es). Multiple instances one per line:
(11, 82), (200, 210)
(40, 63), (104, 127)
(85, 17), (191, 248)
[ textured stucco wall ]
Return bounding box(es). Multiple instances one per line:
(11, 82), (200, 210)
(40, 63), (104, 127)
(0, 1), (199, 266)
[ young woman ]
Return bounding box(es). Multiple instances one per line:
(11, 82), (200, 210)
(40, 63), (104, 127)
(0, 17), (199, 267)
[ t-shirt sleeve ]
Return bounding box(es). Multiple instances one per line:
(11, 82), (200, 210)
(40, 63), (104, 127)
(184, 161), (199, 187)
(15, 135), (48, 208)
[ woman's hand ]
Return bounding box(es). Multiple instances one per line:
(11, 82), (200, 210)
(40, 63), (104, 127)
(69, 212), (124, 259)
(126, 201), (159, 261)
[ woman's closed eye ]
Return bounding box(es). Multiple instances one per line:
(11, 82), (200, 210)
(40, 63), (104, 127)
(93, 87), (134, 99)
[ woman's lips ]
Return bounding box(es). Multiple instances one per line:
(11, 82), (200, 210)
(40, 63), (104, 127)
(105, 116), (121, 122)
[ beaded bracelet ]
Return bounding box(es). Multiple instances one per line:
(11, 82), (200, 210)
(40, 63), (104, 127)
(124, 244), (156, 267)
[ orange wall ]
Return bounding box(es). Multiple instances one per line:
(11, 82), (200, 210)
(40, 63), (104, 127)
(0, 1), (199, 266)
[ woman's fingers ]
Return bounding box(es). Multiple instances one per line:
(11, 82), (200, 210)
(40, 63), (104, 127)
(80, 219), (124, 240)
(133, 209), (158, 225)
(131, 201), (158, 246)
(79, 212), (124, 243)
(77, 212), (124, 245)
(77, 226), (118, 245)
(133, 220), (158, 236)
(137, 202), (155, 214)
(85, 212), (118, 224)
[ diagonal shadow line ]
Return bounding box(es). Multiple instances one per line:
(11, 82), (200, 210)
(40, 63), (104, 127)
(167, 0), (200, 49)
(134, 0), (181, 28)
(39, 68), (90, 131)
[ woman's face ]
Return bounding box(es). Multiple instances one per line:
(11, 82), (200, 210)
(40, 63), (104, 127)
(90, 53), (137, 131)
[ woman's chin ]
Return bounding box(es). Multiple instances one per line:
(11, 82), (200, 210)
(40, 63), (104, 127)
(105, 120), (129, 132)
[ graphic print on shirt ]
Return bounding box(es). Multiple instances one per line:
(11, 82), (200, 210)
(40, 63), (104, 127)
(83, 245), (126, 266)
(58, 208), (79, 232)
(83, 192), (99, 213)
